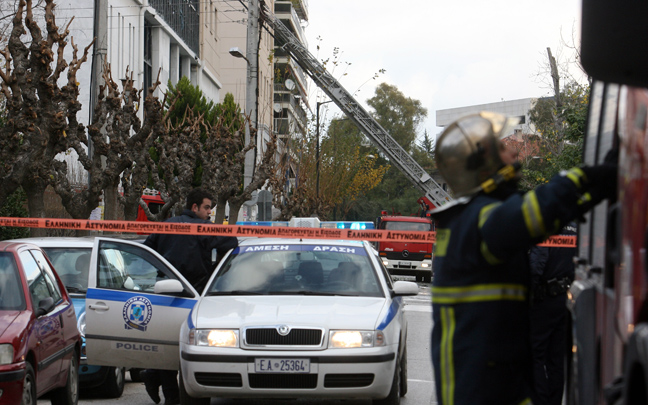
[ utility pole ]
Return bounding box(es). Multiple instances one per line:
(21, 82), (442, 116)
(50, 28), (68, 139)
(244, 0), (259, 188)
(88, 0), (108, 220)
(89, 0), (108, 152)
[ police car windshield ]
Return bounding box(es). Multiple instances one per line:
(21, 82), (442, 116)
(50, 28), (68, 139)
(207, 244), (384, 297)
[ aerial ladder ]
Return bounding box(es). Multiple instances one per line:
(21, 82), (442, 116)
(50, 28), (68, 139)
(261, 6), (452, 209)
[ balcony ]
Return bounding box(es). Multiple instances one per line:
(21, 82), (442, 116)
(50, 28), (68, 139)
(274, 2), (307, 45)
(275, 0), (308, 22)
(149, 0), (200, 55)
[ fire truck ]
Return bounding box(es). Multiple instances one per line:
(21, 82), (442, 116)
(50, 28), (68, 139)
(376, 213), (434, 283)
(567, 1), (648, 403)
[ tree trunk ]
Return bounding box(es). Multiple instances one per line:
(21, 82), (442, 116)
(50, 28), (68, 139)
(104, 182), (121, 220)
(228, 201), (244, 224)
(214, 196), (228, 224)
(23, 181), (48, 237)
(123, 195), (140, 221)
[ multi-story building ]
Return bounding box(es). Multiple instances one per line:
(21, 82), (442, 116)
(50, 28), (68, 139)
(216, 0), (310, 220)
(57, 0), (222, 185)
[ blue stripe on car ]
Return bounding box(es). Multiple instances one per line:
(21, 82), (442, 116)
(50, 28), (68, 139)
(377, 297), (401, 330)
(87, 289), (196, 309)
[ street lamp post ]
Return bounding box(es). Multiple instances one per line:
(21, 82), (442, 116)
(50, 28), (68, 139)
(316, 100), (334, 198)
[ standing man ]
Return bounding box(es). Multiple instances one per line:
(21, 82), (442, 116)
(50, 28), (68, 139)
(141, 188), (238, 405)
(430, 112), (616, 404)
(529, 222), (577, 405)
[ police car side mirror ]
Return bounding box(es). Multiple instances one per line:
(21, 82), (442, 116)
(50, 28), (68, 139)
(392, 280), (419, 296)
(154, 279), (184, 294)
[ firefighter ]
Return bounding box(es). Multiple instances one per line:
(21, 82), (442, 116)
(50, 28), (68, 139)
(529, 222), (577, 405)
(430, 112), (616, 404)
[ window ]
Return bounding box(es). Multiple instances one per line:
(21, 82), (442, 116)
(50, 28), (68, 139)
(208, 245), (383, 297)
(97, 241), (185, 293)
(42, 248), (92, 293)
(0, 253), (26, 310)
(19, 250), (60, 309)
(30, 250), (62, 303)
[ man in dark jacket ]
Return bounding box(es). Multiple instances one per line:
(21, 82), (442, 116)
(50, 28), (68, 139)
(431, 112), (615, 404)
(529, 222), (577, 405)
(140, 188), (238, 405)
(144, 188), (238, 291)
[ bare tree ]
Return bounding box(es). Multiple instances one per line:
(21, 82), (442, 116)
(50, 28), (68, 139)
(0, 0), (93, 235)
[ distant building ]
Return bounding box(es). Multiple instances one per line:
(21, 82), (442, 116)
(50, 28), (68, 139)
(436, 98), (538, 137)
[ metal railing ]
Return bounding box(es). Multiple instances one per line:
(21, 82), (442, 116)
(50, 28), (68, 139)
(149, 0), (200, 55)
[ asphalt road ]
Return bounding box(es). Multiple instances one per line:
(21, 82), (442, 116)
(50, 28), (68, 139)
(40, 278), (437, 405)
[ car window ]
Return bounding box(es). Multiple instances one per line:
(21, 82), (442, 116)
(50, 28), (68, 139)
(0, 252), (26, 310)
(97, 240), (186, 293)
(42, 248), (92, 293)
(19, 250), (60, 309)
(374, 252), (394, 290)
(29, 250), (62, 303)
(207, 244), (384, 297)
(382, 221), (431, 231)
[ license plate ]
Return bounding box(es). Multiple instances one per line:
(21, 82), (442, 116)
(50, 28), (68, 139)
(254, 358), (310, 373)
(399, 261), (411, 267)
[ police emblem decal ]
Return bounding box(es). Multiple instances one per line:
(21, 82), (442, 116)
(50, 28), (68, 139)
(122, 296), (153, 332)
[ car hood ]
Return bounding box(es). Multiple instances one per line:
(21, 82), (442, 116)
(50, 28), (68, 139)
(0, 311), (20, 339)
(194, 296), (387, 330)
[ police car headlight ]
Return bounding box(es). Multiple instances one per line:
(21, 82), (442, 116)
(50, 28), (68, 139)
(190, 329), (239, 347)
(0, 344), (13, 365)
(329, 330), (385, 348)
(77, 311), (86, 337)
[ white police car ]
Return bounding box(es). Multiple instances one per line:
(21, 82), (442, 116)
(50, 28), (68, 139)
(80, 237), (417, 404)
(179, 238), (416, 404)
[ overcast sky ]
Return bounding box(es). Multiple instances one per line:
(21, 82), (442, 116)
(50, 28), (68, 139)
(303, 0), (584, 140)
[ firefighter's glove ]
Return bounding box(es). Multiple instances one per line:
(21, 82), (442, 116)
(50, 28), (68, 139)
(567, 163), (617, 218)
(580, 163), (617, 200)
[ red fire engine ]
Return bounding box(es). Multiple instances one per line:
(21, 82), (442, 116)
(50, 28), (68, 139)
(568, 1), (648, 403)
(376, 212), (434, 283)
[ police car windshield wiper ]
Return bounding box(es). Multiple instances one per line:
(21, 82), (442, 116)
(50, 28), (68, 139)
(65, 286), (84, 293)
(285, 290), (341, 296)
(206, 290), (263, 296)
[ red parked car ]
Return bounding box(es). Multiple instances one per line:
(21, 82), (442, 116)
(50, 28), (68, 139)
(0, 241), (81, 404)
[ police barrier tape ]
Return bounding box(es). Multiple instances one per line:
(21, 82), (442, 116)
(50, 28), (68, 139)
(0, 217), (435, 243)
(0, 217), (576, 247)
(537, 235), (576, 248)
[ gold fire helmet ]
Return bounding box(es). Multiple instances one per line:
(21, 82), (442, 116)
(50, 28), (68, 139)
(435, 111), (520, 198)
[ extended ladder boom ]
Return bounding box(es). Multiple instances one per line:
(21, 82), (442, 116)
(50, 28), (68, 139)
(262, 7), (452, 208)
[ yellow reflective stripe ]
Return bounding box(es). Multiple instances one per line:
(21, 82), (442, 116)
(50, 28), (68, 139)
(577, 192), (592, 206)
(522, 191), (545, 238)
(435, 228), (450, 257)
(481, 241), (503, 265)
(478, 203), (505, 264)
(432, 284), (527, 304)
(565, 167), (586, 188)
(478, 202), (501, 229)
(440, 306), (456, 405)
(518, 398), (532, 405)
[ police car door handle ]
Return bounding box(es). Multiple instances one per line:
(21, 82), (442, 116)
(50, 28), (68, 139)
(89, 303), (110, 311)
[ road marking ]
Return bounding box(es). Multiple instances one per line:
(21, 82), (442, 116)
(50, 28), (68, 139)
(403, 305), (432, 313)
